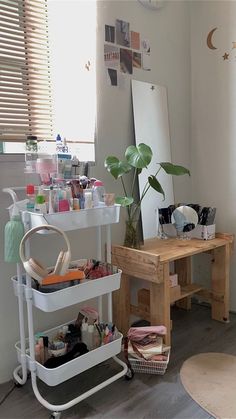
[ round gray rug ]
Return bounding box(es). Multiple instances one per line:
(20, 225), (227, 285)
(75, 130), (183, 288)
(180, 352), (236, 419)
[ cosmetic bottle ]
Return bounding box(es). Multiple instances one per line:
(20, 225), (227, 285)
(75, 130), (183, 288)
(87, 325), (94, 351)
(26, 184), (36, 211)
(71, 155), (80, 178)
(4, 203), (24, 263)
(43, 336), (49, 363)
(93, 324), (101, 349)
(81, 320), (88, 348)
(48, 186), (54, 213)
(56, 134), (64, 153)
(38, 337), (45, 364)
(35, 344), (41, 363)
(93, 181), (105, 207)
(84, 189), (93, 209)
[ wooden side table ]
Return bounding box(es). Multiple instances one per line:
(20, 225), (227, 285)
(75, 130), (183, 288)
(112, 233), (234, 345)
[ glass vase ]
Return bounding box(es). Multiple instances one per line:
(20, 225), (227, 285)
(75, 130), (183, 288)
(124, 218), (141, 249)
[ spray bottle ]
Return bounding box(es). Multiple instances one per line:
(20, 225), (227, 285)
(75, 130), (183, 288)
(4, 203), (24, 263)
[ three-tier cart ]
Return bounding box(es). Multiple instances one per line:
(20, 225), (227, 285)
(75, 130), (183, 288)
(3, 187), (128, 418)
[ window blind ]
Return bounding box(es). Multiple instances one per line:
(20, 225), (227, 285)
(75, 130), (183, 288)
(0, 0), (53, 142)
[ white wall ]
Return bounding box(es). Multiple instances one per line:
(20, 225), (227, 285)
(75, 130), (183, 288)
(0, 1), (191, 383)
(190, 1), (236, 310)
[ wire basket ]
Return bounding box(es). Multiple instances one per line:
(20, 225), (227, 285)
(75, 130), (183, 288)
(128, 349), (170, 375)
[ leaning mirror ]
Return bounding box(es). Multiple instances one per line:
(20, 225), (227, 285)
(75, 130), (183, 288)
(131, 80), (174, 239)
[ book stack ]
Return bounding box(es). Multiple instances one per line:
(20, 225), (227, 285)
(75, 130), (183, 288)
(128, 336), (170, 362)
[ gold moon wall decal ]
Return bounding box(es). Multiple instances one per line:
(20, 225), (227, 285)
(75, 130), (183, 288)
(207, 27), (218, 50)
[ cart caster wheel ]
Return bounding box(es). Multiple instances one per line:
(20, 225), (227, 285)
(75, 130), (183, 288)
(125, 368), (134, 380)
(50, 412), (61, 419)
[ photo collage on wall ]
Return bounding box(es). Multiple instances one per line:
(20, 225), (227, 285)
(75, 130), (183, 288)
(104, 19), (151, 87)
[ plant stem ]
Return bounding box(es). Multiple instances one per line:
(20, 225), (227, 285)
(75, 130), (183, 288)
(131, 167), (137, 198)
(120, 175), (128, 197)
(120, 175), (131, 219)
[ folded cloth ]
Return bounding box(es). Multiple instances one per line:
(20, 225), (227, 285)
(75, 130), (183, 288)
(127, 326), (166, 343)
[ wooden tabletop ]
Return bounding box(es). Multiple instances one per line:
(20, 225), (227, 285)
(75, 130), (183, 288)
(140, 233), (234, 263)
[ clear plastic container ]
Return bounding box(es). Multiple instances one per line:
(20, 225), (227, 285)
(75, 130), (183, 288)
(36, 154), (57, 185)
(25, 135), (38, 173)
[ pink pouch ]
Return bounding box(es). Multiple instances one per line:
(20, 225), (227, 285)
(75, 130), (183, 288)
(127, 326), (166, 342)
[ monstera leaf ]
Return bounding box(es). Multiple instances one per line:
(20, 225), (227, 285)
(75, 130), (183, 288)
(160, 162), (190, 176)
(148, 175), (165, 199)
(104, 156), (131, 179)
(125, 143), (152, 169)
(115, 196), (134, 207)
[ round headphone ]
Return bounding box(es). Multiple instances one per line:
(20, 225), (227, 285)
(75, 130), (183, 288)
(19, 224), (71, 284)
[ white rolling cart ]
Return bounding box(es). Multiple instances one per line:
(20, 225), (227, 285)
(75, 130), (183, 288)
(3, 187), (129, 419)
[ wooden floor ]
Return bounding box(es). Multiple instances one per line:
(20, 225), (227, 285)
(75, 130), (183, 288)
(1, 303), (236, 419)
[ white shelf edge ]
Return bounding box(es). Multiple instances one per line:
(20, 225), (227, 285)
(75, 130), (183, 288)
(25, 204), (121, 232)
(15, 328), (123, 386)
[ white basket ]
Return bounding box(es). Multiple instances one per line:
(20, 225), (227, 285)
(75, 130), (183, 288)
(26, 204), (120, 232)
(15, 320), (123, 386)
(128, 350), (170, 375)
(12, 264), (121, 312)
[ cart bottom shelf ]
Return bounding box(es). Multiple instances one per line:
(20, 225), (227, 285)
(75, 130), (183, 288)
(16, 333), (123, 387)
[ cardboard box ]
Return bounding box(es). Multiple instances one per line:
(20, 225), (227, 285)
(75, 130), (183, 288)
(169, 273), (178, 287)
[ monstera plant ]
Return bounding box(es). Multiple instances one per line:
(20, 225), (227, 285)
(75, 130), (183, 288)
(105, 143), (190, 248)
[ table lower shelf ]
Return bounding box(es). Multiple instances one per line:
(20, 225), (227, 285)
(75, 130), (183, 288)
(174, 284), (203, 302)
(131, 284), (204, 320)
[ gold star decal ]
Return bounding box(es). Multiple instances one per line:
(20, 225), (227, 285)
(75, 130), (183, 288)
(232, 42), (236, 49)
(223, 52), (229, 60)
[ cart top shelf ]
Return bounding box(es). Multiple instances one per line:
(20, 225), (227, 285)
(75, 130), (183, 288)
(25, 205), (121, 232)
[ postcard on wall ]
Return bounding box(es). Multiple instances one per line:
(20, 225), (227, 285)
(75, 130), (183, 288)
(118, 73), (128, 90)
(133, 51), (142, 69)
(105, 25), (115, 43)
(106, 68), (118, 86)
(120, 48), (133, 74)
(131, 31), (140, 50)
(142, 53), (151, 71)
(141, 38), (151, 54)
(116, 19), (130, 47)
(104, 44), (120, 68)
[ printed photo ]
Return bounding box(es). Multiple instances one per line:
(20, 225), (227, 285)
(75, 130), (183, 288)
(104, 44), (120, 68)
(105, 25), (115, 43)
(133, 51), (142, 69)
(116, 19), (130, 47)
(131, 31), (140, 50)
(141, 39), (151, 53)
(107, 68), (118, 86)
(142, 53), (151, 71)
(120, 48), (133, 74)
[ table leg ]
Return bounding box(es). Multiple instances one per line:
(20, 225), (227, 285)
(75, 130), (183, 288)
(112, 273), (130, 335)
(175, 256), (192, 310)
(150, 263), (171, 345)
(211, 244), (230, 322)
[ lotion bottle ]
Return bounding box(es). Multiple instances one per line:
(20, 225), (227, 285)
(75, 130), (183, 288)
(81, 320), (88, 349)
